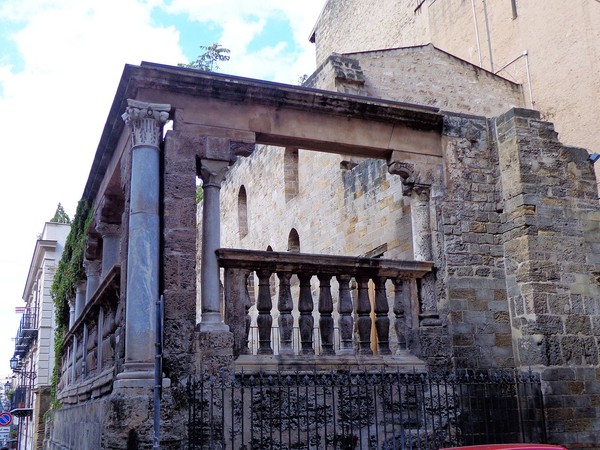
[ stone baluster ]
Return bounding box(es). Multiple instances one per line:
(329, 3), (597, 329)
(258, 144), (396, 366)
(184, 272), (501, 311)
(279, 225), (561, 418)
(298, 273), (314, 355)
(118, 99), (170, 386)
(337, 274), (354, 354)
(256, 269), (273, 355)
(81, 325), (88, 378)
(244, 273), (252, 355)
(318, 274), (335, 355)
(96, 308), (104, 372)
(373, 277), (391, 355)
(393, 277), (409, 352)
(356, 276), (373, 355)
(224, 268), (252, 356)
(277, 271), (294, 355)
(103, 311), (116, 368)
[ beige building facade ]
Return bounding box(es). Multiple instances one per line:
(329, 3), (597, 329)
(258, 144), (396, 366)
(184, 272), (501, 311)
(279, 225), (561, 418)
(310, 0), (600, 187)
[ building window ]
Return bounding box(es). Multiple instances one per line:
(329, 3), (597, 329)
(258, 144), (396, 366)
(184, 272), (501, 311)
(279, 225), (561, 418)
(288, 229), (300, 253)
(284, 147), (299, 202)
(238, 186), (248, 238)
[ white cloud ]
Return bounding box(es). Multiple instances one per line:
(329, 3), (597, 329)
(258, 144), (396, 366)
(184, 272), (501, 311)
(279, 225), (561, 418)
(158, 0), (324, 83)
(0, 0), (326, 375)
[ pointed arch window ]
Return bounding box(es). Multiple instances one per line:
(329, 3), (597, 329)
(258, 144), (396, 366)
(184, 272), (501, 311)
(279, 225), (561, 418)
(238, 186), (248, 238)
(287, 229), (300, 253)
(284, 147), (299, 202)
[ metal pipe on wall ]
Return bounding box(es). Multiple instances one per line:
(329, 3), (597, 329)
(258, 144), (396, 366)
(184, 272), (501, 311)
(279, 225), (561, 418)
(482, 0), (494, 72)
(470, 0), (483, 67)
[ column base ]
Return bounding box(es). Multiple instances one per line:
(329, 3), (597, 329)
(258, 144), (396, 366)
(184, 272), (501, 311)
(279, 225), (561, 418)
(113, 362), (171, 389)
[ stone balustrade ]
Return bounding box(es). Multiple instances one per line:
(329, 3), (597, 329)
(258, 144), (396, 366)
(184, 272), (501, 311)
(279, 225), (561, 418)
(57, 266), (120, 403)
(217, 249), (433, 363)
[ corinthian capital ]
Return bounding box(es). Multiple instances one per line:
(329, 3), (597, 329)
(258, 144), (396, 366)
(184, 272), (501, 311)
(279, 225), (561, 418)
(122, 99), (171, 147)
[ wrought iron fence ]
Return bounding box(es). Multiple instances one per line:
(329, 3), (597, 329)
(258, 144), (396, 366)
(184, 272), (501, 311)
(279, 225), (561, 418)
(187, 369), (546, 450)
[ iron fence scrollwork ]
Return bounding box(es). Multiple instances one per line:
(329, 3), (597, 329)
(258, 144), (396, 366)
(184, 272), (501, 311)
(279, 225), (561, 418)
(187, 368), (546, 450)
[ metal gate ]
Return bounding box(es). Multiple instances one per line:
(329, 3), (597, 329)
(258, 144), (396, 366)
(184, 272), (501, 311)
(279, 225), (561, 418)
(187, 369), (546, 449)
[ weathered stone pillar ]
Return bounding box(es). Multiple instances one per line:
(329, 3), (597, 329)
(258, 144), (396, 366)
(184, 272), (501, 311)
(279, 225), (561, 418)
(74, 281), (87, 321)
(83, 259), (101, 303)
(118, 99), (170, 386)
(388, 160), (441, 326)
(68, 299), (76, 329)
(96, 222), (121, 279)
(198, 158), (230, 331)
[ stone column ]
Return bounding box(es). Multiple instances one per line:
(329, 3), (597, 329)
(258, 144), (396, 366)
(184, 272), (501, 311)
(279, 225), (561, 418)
(83, 259), (102, 303)
(388, 160), (441, 326)
(96, 222), (121, 279)
(117, 99), (170, 386)
(198, 158), (230, 331)
(68, 299), (76, 329)
(74, 282), (87, 321)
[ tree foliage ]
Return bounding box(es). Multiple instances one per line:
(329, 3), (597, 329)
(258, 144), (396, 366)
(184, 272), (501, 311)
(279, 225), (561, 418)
(50, 203), (71, 224)
(179, 43), (231, 72)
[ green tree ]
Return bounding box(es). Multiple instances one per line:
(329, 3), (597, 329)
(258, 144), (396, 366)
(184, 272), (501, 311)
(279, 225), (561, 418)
(179, 43), (231, 72)
(50, 203), (71, 224)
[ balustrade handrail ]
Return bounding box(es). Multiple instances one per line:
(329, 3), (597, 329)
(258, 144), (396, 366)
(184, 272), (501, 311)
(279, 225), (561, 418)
(217, 248), (433, 277)
(217, 248), (435, 361)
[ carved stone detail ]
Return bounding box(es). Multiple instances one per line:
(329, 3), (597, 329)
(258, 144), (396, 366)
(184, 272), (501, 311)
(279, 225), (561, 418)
(229, 141), (255, 160)
(198, 159), (229, 188)
(122, 99), (170, 147)
(387, 161), (431, 197)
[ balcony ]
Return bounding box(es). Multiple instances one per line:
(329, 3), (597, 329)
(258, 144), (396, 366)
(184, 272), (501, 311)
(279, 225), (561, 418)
(9, 381), (34, 418)
(217, 248), (435, 370)
(13, 312), (38, 358)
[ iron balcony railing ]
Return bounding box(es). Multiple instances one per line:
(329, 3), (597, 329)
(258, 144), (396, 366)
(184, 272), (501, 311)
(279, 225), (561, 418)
(187, 368), (547, 450)
(13, 311), (38, 358)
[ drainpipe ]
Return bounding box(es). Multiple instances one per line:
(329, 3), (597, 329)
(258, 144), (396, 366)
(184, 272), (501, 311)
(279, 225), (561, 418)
(482, 0), (494, 72)
(524, 50), (534, 107)
(153, 295), (164, 450)
(471, 0), (483, 67)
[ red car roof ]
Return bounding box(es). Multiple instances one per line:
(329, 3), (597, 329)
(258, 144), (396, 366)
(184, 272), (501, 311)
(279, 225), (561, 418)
(440, 445), (567, 450)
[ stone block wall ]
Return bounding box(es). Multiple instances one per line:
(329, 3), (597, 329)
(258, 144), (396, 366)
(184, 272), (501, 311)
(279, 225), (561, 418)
(219, 145), (412, 260)
(496, 108), (600, 447)
(433, 113), (514, 369)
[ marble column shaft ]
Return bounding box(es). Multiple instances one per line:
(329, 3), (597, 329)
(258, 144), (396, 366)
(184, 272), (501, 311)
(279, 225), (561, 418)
(121, 99), (170, 373)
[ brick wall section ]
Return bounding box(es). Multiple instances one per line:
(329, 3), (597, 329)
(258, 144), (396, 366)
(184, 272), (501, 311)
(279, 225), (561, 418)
(496, 108), (600, 448)
(434, 113), (513, 369)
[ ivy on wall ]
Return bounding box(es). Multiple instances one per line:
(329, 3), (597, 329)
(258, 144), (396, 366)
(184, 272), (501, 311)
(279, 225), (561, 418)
(49, 199), (93, 404)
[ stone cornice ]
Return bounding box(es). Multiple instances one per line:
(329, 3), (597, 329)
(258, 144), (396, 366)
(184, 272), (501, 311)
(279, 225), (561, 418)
(83, 62), (443, 203)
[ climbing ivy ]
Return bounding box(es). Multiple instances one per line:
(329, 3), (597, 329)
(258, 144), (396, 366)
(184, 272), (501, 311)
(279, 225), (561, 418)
(49, 199), (93, 405)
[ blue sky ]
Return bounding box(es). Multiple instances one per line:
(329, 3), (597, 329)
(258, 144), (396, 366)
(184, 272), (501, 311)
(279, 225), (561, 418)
(0, 0), (325, 376)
